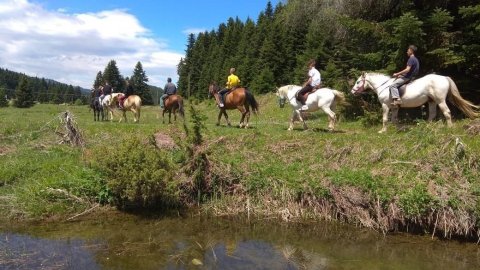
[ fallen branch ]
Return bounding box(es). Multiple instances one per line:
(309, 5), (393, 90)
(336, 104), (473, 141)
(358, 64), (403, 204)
(46, 188), (85, 203)
(66, 204), (99, 221)
(389, 160), (419, 166)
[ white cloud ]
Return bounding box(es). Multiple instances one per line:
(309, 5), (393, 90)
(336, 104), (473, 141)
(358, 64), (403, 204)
(0, 0), (183, 88)
(182, 28), (207, 36)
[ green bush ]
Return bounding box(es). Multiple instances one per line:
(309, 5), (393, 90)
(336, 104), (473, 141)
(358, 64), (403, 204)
(74, 98), (84, 106)
(399, 184), (436, 217)
(90, 137), (179, 208)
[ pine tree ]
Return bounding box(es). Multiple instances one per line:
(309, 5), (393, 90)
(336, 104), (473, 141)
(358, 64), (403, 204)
(392, 13), (425, 71)
(131, 62), (152, 104)
(103, 60), (123, 92)
(0, 84), (8, 107)
(93, 71), (103, 89)
(14, 76), (34, 108)
(178, 34), (196, 98)
(37, 78), (48, 103)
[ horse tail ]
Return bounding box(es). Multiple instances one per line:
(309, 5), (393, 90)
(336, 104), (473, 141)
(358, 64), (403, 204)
(332, 90), (347, 106)
(446, 77), (479, 119)
(178, 97), (185, 117)
(245, 89), (259, 114)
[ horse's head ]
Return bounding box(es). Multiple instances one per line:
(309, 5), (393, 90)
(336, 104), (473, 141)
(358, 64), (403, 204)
(351, 72), (370, 96)
(108, 93), (122, 105)
(276, 86), (287, 108)
(208, 82), (219, 98)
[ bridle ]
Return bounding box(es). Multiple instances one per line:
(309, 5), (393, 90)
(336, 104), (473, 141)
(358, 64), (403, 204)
(353, 73), (391, 95)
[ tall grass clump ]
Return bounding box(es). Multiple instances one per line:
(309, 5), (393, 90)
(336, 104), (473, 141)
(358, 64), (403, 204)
(89, 137), (179, 209)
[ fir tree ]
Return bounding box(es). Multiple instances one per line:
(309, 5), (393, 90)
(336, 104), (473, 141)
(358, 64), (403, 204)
(14, 76), (34, 108)
(103, 60), (123, 92)
(131, 62), (152, 105)
(0, 84), (8, 107)
(93, 71), (103, 89)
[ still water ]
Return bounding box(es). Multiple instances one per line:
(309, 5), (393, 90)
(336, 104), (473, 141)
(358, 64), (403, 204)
(1, 212), (479, 269)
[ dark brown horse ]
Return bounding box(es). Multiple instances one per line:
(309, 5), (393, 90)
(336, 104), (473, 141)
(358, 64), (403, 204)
(90, 88), (104, 121)
(162, 94), (185, 124)
(208, 83), (259, 128)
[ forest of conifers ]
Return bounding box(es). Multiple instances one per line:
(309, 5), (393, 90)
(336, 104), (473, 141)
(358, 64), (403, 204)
(177, 0), (480, 108)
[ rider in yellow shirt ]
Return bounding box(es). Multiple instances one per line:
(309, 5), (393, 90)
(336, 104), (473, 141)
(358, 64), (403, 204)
(219, 68), (240, 107)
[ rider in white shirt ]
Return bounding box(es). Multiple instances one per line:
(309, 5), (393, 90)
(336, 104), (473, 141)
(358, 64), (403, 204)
(298, 59), (321, 111)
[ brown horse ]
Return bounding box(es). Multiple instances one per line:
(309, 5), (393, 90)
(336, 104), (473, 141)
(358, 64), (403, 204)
(208, 83), (259, 128)
(162, 94), (185, 124)
(109, 93), (142, 123)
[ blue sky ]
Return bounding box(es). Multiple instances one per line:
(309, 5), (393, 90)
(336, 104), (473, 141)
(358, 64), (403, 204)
(0, 0), (282, 88)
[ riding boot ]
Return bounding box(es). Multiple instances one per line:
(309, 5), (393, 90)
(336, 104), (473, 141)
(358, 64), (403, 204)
(219, 95), (225, 107)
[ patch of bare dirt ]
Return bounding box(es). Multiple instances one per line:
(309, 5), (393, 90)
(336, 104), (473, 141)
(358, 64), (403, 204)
(0, 146), (15, 156)
(463, 119), (480, 135)
(154, 132), (177, 149)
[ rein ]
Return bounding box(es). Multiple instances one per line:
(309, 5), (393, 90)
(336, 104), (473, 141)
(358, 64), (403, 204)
(355, 74), (391, 94)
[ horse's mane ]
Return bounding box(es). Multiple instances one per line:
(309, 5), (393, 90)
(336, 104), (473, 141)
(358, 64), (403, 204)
(278, 85), (300, 96)
(366, 72), (391, 80)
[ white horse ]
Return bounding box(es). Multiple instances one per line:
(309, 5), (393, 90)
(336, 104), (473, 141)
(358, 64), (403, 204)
(100, 94), (114, 121)
(276, 85), (346, 131)
(351, 72), (479, 133)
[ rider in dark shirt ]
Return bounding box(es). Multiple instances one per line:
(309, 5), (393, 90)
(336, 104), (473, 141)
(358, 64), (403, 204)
(389, 45), (420, 106)
(160, 78), (177, 108)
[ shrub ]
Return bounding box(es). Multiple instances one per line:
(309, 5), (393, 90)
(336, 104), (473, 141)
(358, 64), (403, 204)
(90, 137), (179, 208)
(74, 98), (84, 106)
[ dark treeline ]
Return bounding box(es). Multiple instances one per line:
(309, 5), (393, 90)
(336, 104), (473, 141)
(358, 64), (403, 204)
(0, 68), (85, 106)
(0, 60), (163, 108)
(177, 0), (480, 116)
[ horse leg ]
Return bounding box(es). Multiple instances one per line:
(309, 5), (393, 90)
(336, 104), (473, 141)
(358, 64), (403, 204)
(379, 103), (390, 133)
(296, 110), (308, 130)
(217, 110), (222, 126)
(162, 109), (166, 124)
(131, 109), (138, 123)
(237, 106), (246, 128)
(169, 110), (172, 124)
(118, 110), (125, 123)
(322, 106), (336, 131)
(223, 110), (231, 126)
(245, 106), (251, 129)
(438, 101), (452, 127)
(288, 110), (297, 131)
(427, 101), (437, 122)
(173, 109), (177, 122)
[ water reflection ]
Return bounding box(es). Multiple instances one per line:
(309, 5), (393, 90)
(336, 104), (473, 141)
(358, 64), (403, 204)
(0, 233), (101, 269)
(1, 213), (479, 269)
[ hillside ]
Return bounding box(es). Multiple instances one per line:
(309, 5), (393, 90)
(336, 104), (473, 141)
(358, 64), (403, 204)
(0, 95), (479, 241)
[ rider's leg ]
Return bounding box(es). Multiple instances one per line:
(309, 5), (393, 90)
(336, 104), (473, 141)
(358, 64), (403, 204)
(160, 94), (167, 108)
(298, 85), (313, 110)
(218, 89), (228, 107)
(389, 77), (407, 105)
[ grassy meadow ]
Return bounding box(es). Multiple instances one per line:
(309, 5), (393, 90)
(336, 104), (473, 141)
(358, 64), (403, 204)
(0, 94), (479, 240)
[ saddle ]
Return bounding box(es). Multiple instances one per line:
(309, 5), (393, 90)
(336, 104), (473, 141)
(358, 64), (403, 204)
(398, 79), (415, 97)
(295, 88), (319, 102)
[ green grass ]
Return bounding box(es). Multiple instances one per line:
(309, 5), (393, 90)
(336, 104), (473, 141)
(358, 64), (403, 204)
(0, 96), (479, 238)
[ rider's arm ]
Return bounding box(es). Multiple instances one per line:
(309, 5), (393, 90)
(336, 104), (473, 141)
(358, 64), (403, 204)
(303, 77), (312, 87)
(394, 65), (411, 77)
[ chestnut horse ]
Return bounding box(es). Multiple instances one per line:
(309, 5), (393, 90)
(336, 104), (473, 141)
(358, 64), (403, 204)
(162, 94), (185, 124)
(108, 93), (142, 123)
(208, 83), (259, 128)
